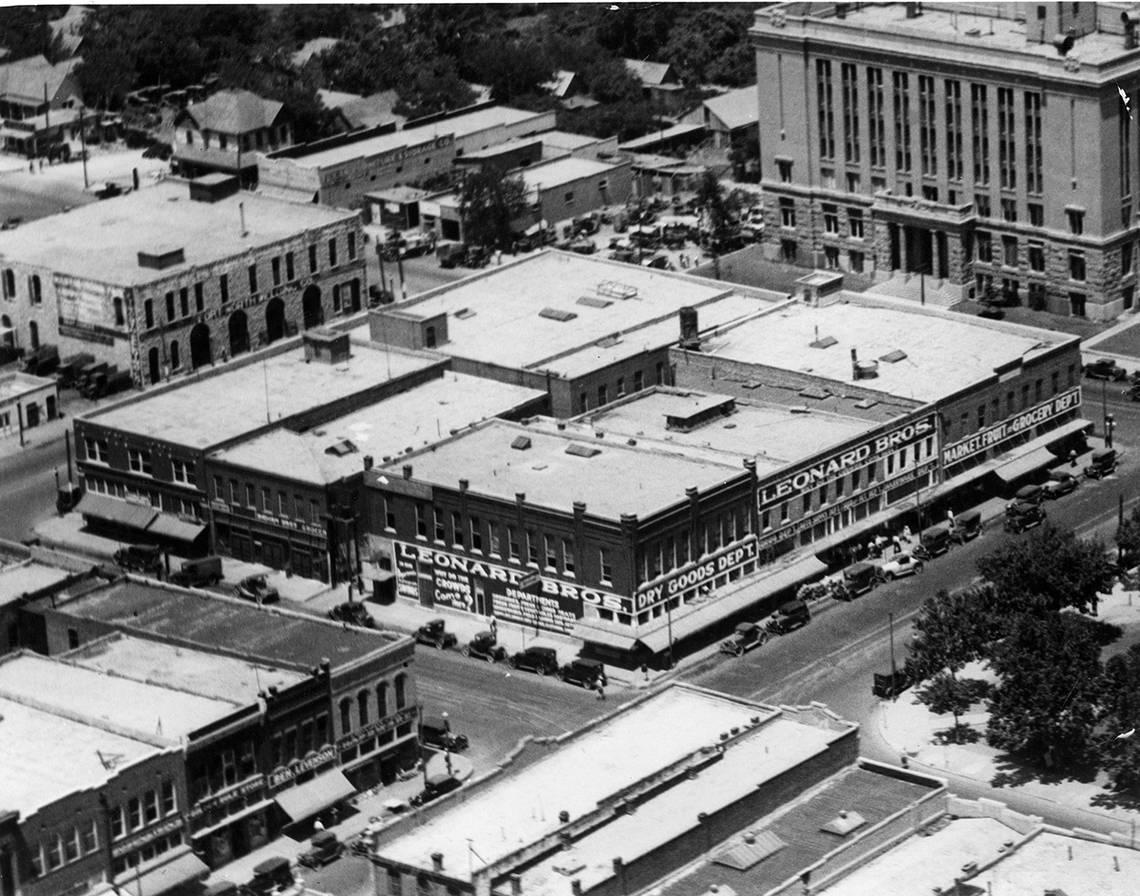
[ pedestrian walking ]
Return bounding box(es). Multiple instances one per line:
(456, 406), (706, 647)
(892, 535), (902, 554)
(489, 616), (498, 639)
(1069, 449), (1078, 468)
(640, 662), (649, 682)
(313, 819), (325, 832)
(902, 525), (913, 543)
(595, 682), (606, 701)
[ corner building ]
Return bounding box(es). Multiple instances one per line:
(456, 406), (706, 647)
(753, 2), (1140, 319)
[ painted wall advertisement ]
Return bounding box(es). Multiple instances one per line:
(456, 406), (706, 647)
(56, 274), (115, 328)
(393, 540), (631, 635)
(942, 387), (1081, 466)
(635, 537), (759, 610)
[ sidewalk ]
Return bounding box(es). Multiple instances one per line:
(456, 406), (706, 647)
(875, 580), (1140, 832)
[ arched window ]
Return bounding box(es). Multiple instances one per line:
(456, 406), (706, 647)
(29, 275), (41, 305)
(29, 321), (38, 350)
(2, 269), (14, 300)
(170, 340), (180, 370)
(113, 297), (124, 326)
(376, 681), (389, 717)
(357, 690), (370, 726)
(394, 673), (407, 710)
(339, 697), (352, 732)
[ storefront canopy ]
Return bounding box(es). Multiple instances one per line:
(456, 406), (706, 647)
(635, 553), (828, 654)
(75, 492), (158, 531)
(991, 445), (1059, 484)
(145, 512), (207, 544)
(275, 769), (355, 821)
(113, 848), (209, 896)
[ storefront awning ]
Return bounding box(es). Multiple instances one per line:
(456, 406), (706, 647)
(113, 848), (209, 896)
(572, 621), (639, 651)
(634, 553), (828, 654)
(991, 445), (1058, 484)
(75, 492), (158, 531)
(275, 769), (355, 821)
(145, 512), (207, 544)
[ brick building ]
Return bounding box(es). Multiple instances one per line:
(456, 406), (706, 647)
(21, 577), (420, 866)
(172, 89), (293, 186)
(753, 2), (1140, 319)
(73, 332), (442, 557)
(0, 177), (365, 386)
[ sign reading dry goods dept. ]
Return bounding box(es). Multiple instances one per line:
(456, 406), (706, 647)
(635, 537), (758, 609)
(942, 388), (1081, 466)
(394, 541), (632, 634)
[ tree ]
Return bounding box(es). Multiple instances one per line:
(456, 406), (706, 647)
(1096, 644), (1140, 790)
(1116, 503), (1140, 569)
(466, 35), (554, 104)
(917, 672), (976, 743)
(662, 6), (755, 86)
(986, 611), (1103, 768)
(976, 524), (1115, 616)
(459, 169), (530, 251)
(0, 7), (67, 63)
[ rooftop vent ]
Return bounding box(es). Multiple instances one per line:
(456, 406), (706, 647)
(597, 334), (622, 348)
(188, 172), (240, 203)
(712, 831), (786, 870)
(820, 809), (867, 836)
(511, 435), (532, 451)
(454, 307), (477, 320)
(577, 296), (612, 309)
(565, 443), (601, 458)
(879, 349), (908, 364)
(799, 387), (828, 400)
(597, 280), (638, 300)
(810, 335), (838, 349)
(304, 328), (351, 365)
(137, 246), (186, 270)
(540, 307), (578, 323)
(325, 439), (357, 457)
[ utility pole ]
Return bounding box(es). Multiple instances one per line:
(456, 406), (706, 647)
(888, 611), (898, 683)
(78, 105), (89, 188)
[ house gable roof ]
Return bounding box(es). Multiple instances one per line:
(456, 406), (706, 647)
(623, 58), (680, 87)
(704, 85), (759, 132)
(177, 88), (285, 135)
(0, 54), (80, 104)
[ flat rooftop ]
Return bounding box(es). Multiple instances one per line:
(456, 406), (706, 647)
(287, 106), (546, 169)
(0, 695), (163, 818)
(210, 371), (545, 485)
(377, 251), (738, 371)
(972, 830), (1140, 896)
(86, 342), (437, 449)
(67, 631), (305, 703)
(0, 181), (358, 286)
(379, 418), (745, 519)
(577, 388), (877, 474)
(53, 580), (406, 671)
(518, 156), (620, 191)
(700, 299), (1071, 403)
(0, 652), (237, 740)
(0, 561), (73, 606)
(379, 686), (779, 880)
(660, 765), (941, 896)
(0, 371), (55, 401)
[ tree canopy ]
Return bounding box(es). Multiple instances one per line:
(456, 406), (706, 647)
(459, 169), (530, 251)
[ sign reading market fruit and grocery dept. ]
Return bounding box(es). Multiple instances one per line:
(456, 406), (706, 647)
(942, 388), (1080, 466)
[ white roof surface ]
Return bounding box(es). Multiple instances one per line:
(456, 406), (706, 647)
(67, 632), (304, 702)
(0, 653), (239, 741)
(0, 181), (357, 286)
(384, 418), (744, 519)
(210, 372), (544, 484)
(0, 561), (72, 605)
(0, 695), (162, 818)
(702, 300), (1069, 403)
(518, 156), (619, 191)
(87, 343), (436, 449)
(973, 830), (1140, 896)
(380, 687), (774, 880)
(385, 251), (735, 370)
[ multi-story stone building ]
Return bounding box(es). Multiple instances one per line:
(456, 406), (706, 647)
(753, 1), (1140, 319)
(0, 176), (365, 386)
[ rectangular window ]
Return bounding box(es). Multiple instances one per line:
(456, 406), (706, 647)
(1123, 91), (1134, 199)
(997, 86), (1016, 189)
(111, 806), (125, 840)
(63, 828), (80, 863)
(161, 780), (176, 815)
(526, 530), (539, 566)
(144, 298), (154, 329)
(975, 194), (991, 217)
(144, 789), (160, 824)
(85, 437), (109, 463)
(127, 448), (152, 475)
(1069, 251), (1086, 281)
(278, 492), (287, 515)
(489, 523), (501, 556)
(194, 282), (204, 312)
(1002, 236), (1018, 267)
(822, 203), (839, 233)
(286, 251), (295, 281)
(329, 237), (338, 267)
(543, 534), (557, 570)
(415, 504), (427, 538)
(780, 197), (796, 227)
(47, 836), (63, 870)
(824, 246), (840, 269)
(348, 231), (357, 260)
(850, 250), (865, 273)
(846, 171), (861, 192)
(919, 74), (936, 176)
(1029, 243), (1045, 272)
(248, 264), (258, 294)
(841, 62), (860, 164)
(892, 71), (911, 172)
(128, 797), (143, 830)
(976, 232), (993, 263)
(1067, 209), (1084, 234)
(971, 83), (990, 184)
(597, 383), (608, 406)
(179, 287), (189, 318)
(868, 67), (885, 167)
(1001, 198), (1017, 222)
(451, 511), (463, 547)
(780, 239), (798, 263)
(1028, 202), (1043, 227)
(1024, 92), (1043, 193)
(309, 244), (318, 273)
(272, 257), (281, 286)
(848, 208), (864, 238)
(945, 79), (963, 180)
(1069, 291), (1087, 317)
(562, 538), (575, 574)
(82, 818), (98, 853)
(219, 273), (229, 303)
(817, 59), (835, 161)
(777, 159), (792, 182)
(599, 548), (613, 584)
(260, 487), (270, 512)
(470, 516), (482, 551)
(508, 525), (519, 561)
(244, 483), (254, 507)
(1125, 243), (1134, 275)
(165, 291), (175, 322)
(433, 507), (445, 542)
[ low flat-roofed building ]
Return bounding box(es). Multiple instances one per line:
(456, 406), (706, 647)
(369, 685), (861, 896)
(0, 693), (200, 896)
(368, 250), (779, 417)
(74, 332), (444, 558)
(0, 179), (365, 386)
(258, 105), (556, 209)
(0, 370), (59, 438)
(204, 370), (546, 581)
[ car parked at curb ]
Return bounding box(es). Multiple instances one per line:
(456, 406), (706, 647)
(421, 716), (469, 752)
(765, 599), (811, 635)
(415, 618), (458, 650)
(509, 646), (559, 675)
(719, 622), (770, 656)
(1004, 501), (1047, 533)
(461, 630), (507, 662)
(559, 657), (607, 688)
(328, 601), (376, 628)
(1042, 469), (1079, 499)
(1084, 358), (1129, 381)
(874, 553), (924, 580)
(234, 574), (279, 605)
(298, 831), (344, 869)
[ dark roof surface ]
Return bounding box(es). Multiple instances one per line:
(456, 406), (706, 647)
(180, 88), (284, 134)
(659, 767), (937, 896)
(57, 580), (403, 670)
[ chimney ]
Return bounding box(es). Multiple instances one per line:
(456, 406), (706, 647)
(363, 455), (374, 471)
(679, 306), (701, 350)
(905, 1), (920, 18)
(403, 464), (413, 480)
(516, 492), (526, 505)
(851, 348), (859, 379)
(835, 2), (847, 18)
(431, 852), (444, 871)
(239, 201), (248, 237)
(459, 478), (469, 492)
(510, 875), (522, 896)
(1124, 11), (1140, 49)
(571, 882), (582, 896)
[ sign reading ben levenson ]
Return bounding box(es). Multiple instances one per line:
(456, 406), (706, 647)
(394, 541), (632, 634)
(942, 387), (1081, 466)
(759, 415), (937, 506)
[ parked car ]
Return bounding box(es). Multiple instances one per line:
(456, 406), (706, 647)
(765, 599), (811, 635)
(1010, 483), (1045, 506)
(234, 574), (279, 605)
(1084, 447), (1118, 479)
(244, 857), (294, 896)
(1004, 501), (1047, 533)
(114, 544), (163, 576)
(509, 646), (559, 675)
(436, 241), (467, 268)
(461, 630), (507, 662)
(839, 561), (880, 598)
(55, 352), (95, 388)
(298, 831), (344, 869)
(719, 622), (770, 656)
(421, 716), (469, 752)
(23, 345), (59, 377)
(950, 509), (983, 543)
(1042, 469), (1079, 498)
(874, 553), (924, 580)
(168, 555), (223, 588)
(1084, 358), (1129, 381)
(415, 618), (458, 650)
(912, 524), (953, 560)
(410, 773), (462, 807)
(142, 141), (173, 160)
(328, 601), (376, 628)
(872, 669), (913, 699)
(559, 657), (607, 687)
